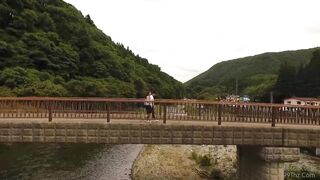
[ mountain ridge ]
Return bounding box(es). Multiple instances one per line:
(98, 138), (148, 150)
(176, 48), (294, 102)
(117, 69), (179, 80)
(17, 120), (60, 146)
(185, 47), (320, 100)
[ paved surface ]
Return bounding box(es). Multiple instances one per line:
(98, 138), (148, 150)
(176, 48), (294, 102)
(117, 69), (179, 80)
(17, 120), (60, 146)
(0, 118), (319, 129)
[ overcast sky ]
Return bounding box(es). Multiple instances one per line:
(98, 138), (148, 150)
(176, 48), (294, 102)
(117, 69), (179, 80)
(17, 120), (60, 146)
(64, 0), (320, 82)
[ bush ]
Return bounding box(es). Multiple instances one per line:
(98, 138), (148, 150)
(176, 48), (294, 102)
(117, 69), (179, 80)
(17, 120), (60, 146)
(200, 155), (212, 166)
(210, 168), (223, 179)
(0, 86), (15, 96)
(191, 151), (198, 161)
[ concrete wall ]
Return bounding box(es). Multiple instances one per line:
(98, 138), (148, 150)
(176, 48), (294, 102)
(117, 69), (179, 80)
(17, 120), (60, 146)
(0, 122), (319, 147)
(237, 146), (300, 180)
(316, 148), (320, 157)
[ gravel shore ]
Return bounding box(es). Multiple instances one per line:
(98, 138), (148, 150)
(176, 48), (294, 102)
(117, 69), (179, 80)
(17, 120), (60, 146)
(131, 145), (320, 180)
(131, 145), (237, 180)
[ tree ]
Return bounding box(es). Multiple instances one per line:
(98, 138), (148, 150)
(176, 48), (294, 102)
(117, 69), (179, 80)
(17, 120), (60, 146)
(296, 50), (320, 97)
(29, 50), (50, 69)
(0, 0), (184, 98)
(21, 9), (38, 31)
(134, 79), (146, 98)
(15, 80), (67, 97)
(0, 86), (15, 96)
(37, 12), (56, 31)
(85, 15), (95, 26)
(0, 4), (14, 27)
(0, 40), (15, 57)
(7, 0), (24, 10)
(273, 62), (297, 102)
(0, 67), (30, 88)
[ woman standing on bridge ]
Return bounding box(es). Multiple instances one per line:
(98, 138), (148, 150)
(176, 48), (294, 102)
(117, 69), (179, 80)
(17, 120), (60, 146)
(145, 91), (156, 121)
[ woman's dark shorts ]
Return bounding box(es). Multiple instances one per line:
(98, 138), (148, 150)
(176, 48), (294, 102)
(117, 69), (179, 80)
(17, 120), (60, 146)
(145, 105), (152, 113)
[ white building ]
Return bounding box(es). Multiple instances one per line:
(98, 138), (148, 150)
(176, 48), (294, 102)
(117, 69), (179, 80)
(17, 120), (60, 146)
(284, 97), (320, 106)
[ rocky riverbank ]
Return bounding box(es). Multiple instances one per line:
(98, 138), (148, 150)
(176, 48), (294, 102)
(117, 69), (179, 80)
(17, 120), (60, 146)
(131, 145), (320, 180)
(131, 145), (237, 180)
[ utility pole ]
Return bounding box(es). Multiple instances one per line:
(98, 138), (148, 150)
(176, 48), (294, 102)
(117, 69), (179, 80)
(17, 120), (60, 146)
(270, 91), (274, 104)
(236, 79), (238, 96)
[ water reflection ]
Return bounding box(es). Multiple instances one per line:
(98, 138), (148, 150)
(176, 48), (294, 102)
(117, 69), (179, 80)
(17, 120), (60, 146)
(0, 143), (143, 180)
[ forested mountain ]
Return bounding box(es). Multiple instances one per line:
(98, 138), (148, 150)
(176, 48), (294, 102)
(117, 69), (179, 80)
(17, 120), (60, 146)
(185, 47), (320, 101)
(0, 0), (184, 98)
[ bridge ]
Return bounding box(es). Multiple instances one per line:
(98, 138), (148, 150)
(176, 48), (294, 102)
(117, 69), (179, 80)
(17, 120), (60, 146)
(0, 97), (319, 180)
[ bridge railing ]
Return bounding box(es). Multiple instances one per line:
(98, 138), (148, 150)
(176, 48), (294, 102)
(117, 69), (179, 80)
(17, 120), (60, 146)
(0, 97), (319, 126)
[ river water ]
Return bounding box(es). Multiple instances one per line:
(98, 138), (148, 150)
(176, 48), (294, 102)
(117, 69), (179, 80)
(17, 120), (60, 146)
(1, 144), (318, 180)
(0, 143), (143, 180)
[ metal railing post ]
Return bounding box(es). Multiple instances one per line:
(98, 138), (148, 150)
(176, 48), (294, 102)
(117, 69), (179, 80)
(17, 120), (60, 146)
(163, 104), (167, 124)
(271, 106), (276, 127)
(107, 103), (110, 123)
(48, 106), (52, 122)
(218, 104), (222, 125)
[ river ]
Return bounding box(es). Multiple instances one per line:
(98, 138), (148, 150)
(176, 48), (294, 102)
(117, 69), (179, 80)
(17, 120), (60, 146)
(1, 144), (318, 180)
(0, 143), (143, 180)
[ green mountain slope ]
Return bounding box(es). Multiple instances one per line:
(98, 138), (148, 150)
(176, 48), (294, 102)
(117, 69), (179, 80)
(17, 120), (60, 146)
(185, 47), (320, 100)
(0, 0), (184, 98)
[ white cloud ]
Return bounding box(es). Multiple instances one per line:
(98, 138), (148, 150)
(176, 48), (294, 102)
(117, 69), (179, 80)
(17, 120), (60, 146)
(64, 0), (320, 82)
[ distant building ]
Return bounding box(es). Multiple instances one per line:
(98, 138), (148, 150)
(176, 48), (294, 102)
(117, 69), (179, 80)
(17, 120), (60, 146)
(223, 95), (250, 102)
(240, 95), (250, 102)
(224, 95), (240, 102)
(284, 97), (320, 106)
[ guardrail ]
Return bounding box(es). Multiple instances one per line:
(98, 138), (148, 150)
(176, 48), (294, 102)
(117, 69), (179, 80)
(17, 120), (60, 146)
(0, 97), (319, 127)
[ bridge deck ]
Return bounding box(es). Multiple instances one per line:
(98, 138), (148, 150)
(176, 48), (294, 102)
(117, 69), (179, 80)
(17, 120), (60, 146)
(0, 98), (319, 146)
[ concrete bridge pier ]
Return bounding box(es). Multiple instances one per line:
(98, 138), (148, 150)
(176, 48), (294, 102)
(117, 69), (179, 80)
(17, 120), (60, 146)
(237, 146), (300, 180)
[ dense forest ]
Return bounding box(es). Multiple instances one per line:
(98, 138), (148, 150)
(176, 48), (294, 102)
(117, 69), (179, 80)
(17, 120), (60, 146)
(185, 47), (320, 102)
(274, 50), (320, 102)
(0, 0), (184, 98)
